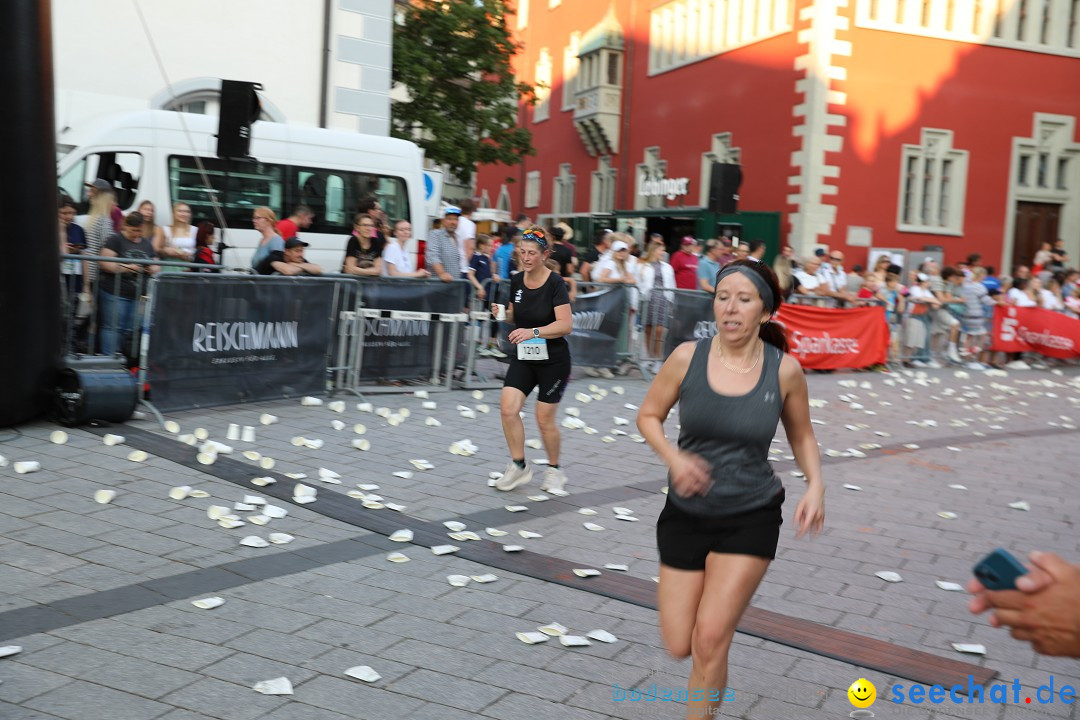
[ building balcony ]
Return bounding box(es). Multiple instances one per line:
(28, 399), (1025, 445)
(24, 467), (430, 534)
(573, 86), (621, 157)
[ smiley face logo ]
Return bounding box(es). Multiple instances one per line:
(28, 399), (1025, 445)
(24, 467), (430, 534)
(847, 678), (877, 708)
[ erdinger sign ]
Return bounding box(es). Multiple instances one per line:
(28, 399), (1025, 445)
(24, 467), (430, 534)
(991, 306), (1080, 358)
(774, 304), (889, 370)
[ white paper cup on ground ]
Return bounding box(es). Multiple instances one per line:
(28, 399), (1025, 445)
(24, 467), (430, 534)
(301, 396), (323, 406)
(169, 485), (193, 500)
(127, 450), (148, 463)
(191, 597), (224, 609)
(259, 457), (275, 470)
(241, 426), (256, 443)
(345, 665), (381, 683)
(252, 677), (293, 695)
(226, 424), (240, 440)
(14, 461), (41, 474)
(49, 430), (68, 445)
(163, 420), (181, 434)
(102, 433), (125, 446)
(93, 489), (116, 504)
(259, 414), (278, 425)
(193, 428), (209, 441)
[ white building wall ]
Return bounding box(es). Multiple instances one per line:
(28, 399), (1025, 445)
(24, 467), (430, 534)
(52, 0), (392, 149)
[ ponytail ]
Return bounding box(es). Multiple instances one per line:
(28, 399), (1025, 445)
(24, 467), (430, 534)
(759, 320), (788, 353)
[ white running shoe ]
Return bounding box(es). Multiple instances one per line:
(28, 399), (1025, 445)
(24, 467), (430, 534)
(584, 367), (600, 377)
(488, 346), (507, 359)
(495, 462), (532, 491)
(925, 360), (943, 369)
(476, 346), (492, 357)
(1005, 360), (1031, 370)
(947, 346), (963, 364)
(965, 361), (988, 370)
(909, 360), (929, 368)
(597, 367), (615, 379)
(540, 466), (567, 493)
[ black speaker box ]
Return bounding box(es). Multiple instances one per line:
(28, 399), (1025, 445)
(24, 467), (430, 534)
(216, 80), (262, 158)
(708, 163), (743, 214)
(54, 356), (138, 426)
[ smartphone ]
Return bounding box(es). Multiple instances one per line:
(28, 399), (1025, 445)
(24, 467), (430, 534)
(973, 548), (1028, 590)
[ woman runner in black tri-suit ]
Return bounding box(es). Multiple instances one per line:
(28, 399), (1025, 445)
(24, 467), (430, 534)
(491, 228), (573, 493)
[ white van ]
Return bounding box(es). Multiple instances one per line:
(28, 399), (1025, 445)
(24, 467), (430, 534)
(57, 110), (427, 272)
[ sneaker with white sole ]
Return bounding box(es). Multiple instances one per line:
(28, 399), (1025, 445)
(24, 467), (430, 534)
(584, 367), (600, 377)
(476, 346), (492, 357)
(540, 466), (567, 492)
(925, 360), (943, 369)
(488, 347), (507, 359)
(947, 347), (963, 364)
(495, 462), (532, 491)
(965, 361), (989, 370)
(597, 367), (615, 379)
(1005, 360), (1031, 370)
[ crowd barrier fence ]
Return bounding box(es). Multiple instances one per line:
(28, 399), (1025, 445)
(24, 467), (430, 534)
(59, 256), (1078, 419)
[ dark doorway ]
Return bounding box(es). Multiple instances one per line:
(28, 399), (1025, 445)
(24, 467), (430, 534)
(1013, 201), (1060, 270)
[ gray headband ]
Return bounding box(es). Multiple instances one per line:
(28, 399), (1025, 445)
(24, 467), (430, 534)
(715, 264), (776, 311)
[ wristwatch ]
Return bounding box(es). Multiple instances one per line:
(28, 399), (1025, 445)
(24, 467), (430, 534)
(532, 328), (541, 338)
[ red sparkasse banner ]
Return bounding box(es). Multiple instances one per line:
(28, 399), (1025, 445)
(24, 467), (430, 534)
(774, 304), (889, 369)
(990, 305), (1080, 358)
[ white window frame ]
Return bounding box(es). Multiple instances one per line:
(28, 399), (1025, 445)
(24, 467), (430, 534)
(533, 48), (552, 123)
(698, 132), (742, 206)
(497, 184), (512, 213)
(648, 0), (793, 75)
(896, 128), (968, 236)
(517, 0), (530, 30)
(552, 163), (576, 215)
(591, 155), (618, 213)
(635, 146), (668, 210)
(854, 0), (1080, 58)
(562, 32), (582, 111)
(525, 170), (542, 209)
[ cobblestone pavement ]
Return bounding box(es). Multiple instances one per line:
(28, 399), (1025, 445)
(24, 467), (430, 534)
(0, 364), (1078, 720)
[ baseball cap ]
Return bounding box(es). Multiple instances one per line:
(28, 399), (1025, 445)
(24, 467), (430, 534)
(284, 238), (309, 249)
(86, 178), (113, 191)
(681, 236), (696, 246)
(611, 240), (629, 252)
(443, 205), (462, 216)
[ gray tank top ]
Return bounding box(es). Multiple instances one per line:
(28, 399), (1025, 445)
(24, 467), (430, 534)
(670, 338), (784, 516)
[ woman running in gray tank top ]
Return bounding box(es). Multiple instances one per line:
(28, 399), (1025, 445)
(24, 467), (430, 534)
(637, 259), (825, 720)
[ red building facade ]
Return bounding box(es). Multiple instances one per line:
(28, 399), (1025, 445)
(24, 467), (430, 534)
(475, 0), (1080, 271)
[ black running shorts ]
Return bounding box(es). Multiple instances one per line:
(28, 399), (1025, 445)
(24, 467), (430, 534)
(656, 489), (785, 570)
(503, 357), (571, 404)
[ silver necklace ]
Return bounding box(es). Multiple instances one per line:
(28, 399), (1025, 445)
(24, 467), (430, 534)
(716, 338), (762, 374)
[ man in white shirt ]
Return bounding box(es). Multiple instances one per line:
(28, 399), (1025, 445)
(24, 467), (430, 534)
(815, 250), (858, 305)
(455, 198), (477, 278)
(793, 256), (824, 295)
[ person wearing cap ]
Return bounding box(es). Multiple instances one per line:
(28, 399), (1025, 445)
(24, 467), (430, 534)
(671, 236), (701, 290)
(455, 199), (478, 277)
(255, 237), (322, 276)
(98, 212), (160, 357)
(697, 239), (725, 294)
(426, 206), (463, 283)
(594, 237), (638, 285)
(85, 178), (123, 231)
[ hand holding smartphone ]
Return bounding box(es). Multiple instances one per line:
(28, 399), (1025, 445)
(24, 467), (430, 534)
(973, 548), (1028, 590)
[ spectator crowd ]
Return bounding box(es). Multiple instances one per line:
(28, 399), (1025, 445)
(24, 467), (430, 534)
(59, 179), (1078, 372)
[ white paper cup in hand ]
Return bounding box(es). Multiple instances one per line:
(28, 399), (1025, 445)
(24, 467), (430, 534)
(493, 304), (506, 321)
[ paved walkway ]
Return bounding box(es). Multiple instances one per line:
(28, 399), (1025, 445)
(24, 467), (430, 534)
(1, 365), (1078, 719)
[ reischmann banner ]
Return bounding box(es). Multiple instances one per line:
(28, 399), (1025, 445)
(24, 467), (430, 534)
(147, 275), (335, 411)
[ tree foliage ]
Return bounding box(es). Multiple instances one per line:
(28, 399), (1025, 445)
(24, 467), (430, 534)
(392, 0), (534, 178)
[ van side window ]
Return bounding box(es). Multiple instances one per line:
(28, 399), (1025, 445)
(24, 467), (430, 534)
(58, 152), (143, 213)
(289, 166), (410, 235)
(169, 155), (283, 227)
